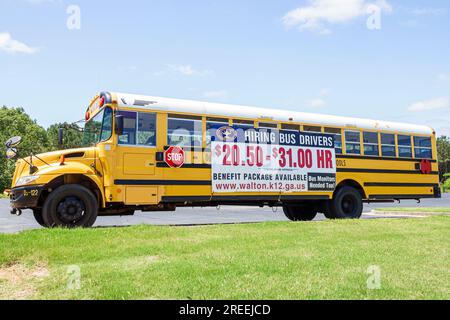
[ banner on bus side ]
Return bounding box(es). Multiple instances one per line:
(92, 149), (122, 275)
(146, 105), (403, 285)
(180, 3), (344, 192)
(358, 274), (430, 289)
(210, 126), (337, 193)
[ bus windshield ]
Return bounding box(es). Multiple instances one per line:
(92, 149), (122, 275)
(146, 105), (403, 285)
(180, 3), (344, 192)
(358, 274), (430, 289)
(82, 107), (113, 146)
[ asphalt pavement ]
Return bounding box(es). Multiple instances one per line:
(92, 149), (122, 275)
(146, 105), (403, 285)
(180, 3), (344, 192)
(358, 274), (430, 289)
(1, 194), (449, 234)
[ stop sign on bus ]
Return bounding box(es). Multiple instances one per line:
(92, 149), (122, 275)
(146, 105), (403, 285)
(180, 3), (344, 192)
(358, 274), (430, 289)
(164, 146), (185, 168)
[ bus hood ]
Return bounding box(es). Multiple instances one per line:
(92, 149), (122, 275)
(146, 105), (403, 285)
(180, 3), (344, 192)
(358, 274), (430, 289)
(11, 147), (97, 187)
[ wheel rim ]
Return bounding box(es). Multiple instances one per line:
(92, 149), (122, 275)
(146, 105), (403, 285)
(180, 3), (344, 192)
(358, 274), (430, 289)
(56, 196), (86, 224)
(341, 195), (356, 215)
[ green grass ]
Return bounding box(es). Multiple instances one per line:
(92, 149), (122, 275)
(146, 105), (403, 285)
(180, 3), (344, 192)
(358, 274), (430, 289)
(375, 207), (450, 214)
(0, 217), (449, 300)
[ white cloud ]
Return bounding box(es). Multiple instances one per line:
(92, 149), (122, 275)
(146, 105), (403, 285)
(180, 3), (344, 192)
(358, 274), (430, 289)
(408, 97), (449, 112)
(0, 32), (38, 54)
(203, 90), (228, 100)
(410, 8), (446, 16)
(307, 98), (327, 108)
(282, 0), (392, 34)
(319, 88), (330, 96)
(305, 88), (329, 108)
(437, 73), (450, 82)
(167, 64), (213, 76)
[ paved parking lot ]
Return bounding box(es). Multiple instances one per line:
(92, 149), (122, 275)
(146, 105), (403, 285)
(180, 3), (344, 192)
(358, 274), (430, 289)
(1, 195), (449, 233)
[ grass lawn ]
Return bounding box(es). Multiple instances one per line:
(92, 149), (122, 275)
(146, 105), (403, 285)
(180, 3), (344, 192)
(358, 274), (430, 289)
(375, 207), (450, 214)
(0, 217), (449, 300)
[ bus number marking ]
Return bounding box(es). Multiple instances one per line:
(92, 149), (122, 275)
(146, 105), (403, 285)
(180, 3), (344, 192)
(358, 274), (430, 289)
(336, 160), (347, 167)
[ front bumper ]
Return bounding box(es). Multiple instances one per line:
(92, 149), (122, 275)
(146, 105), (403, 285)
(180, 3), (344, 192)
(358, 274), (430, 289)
(10, 185), (45, 210)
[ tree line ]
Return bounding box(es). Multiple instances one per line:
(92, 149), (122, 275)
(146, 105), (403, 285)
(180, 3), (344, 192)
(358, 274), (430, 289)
(1, 105), (450, 193)
(1, 106), (83, 192)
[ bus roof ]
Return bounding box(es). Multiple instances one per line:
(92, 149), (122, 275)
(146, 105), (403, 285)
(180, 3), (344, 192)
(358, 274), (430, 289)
(110, 92), (434, 135)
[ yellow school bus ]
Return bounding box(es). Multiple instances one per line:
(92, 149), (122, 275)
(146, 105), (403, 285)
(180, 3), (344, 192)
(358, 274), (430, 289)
(6, 91), (440, 228)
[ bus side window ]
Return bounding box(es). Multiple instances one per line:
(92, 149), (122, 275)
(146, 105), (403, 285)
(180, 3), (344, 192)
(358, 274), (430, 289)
(345, 131), (361, 155)
(303, 125), (322, 133)
(206, 119), (229, 148)
(363, 132), (379, 156)
(281, 124), (300, 131)
(137, 113), (157, 147)
(168, 117), (203, 149)
(258, 122), (278, 129)
(398, 135), (412, 158)
(233, 120), (254, 130)
(232, 120), (254, 142)
(414, 136), (432, 159)
(381, 133), (396, 157)
(325, 128), (342, 154)
(118, 111), (137, 145)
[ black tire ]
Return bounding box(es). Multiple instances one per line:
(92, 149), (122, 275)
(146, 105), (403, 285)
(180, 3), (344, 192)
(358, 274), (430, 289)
(283, 206), (317, 221)
(42, 184), (98, 228)
(327, 186), (363, 219)
(33, 209), (48, 227)
(322, 207), (334, 220)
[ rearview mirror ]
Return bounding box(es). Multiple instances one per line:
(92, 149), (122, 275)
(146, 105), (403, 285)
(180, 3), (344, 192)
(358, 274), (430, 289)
(115, 115), (124, 136)
(5, 136), (22, 148)
(6, 148), (17, 159)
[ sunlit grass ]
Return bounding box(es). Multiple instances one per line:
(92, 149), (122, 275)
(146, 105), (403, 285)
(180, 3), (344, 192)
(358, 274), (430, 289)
(0, 217), (448, 300)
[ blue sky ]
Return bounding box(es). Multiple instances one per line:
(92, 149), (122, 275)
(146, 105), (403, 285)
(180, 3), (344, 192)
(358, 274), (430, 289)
(0, 0), (449, 135)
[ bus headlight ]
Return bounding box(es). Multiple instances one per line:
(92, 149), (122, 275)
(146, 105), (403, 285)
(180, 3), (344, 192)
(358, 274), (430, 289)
(16, 175), (40, 187)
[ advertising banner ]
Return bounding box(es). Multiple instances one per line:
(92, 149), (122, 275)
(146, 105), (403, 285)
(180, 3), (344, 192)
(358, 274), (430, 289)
(211, 126), (337, 193)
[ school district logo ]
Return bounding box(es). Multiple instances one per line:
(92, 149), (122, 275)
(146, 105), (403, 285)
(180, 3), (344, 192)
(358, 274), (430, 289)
(216, 126), (237, 142)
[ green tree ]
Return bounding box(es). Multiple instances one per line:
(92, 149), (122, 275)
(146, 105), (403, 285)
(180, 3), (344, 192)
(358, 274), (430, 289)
(444, 173), (450, 192)
(0, 106), (50, 192)
(437, 136), (450, 181)
(47, 122), (83, 151)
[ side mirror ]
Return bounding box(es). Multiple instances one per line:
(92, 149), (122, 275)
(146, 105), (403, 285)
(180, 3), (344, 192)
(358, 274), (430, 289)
(58, 128), (64, 147)
(6, 148), (17, 160)
(5, 136), (22, 148)
(115, 115), (124, 136)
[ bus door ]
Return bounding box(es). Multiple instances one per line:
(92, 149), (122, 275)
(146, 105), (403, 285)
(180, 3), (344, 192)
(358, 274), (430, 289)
(116, 110), (159, 204)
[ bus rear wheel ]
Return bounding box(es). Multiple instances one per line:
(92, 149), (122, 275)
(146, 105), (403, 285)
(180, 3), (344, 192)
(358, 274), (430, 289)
(42, 185), (98, 228)
(283, 205), (317, 221)
(327, 186), (363, 219)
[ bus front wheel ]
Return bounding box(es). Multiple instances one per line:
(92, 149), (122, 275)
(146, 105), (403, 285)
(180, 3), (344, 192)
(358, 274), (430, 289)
(283, 205), (317, 221)
(42, 185), (98, 228)
(33, 209), (47, 227)
(327, 186), (363, 219)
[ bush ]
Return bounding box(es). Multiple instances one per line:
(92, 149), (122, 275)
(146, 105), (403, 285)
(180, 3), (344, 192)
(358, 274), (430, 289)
(444, 174), (450, 192)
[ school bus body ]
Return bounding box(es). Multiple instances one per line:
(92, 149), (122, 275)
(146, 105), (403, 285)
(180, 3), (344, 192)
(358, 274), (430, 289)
(8, 91), (440, 227)
(103, 92), (439, 207)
